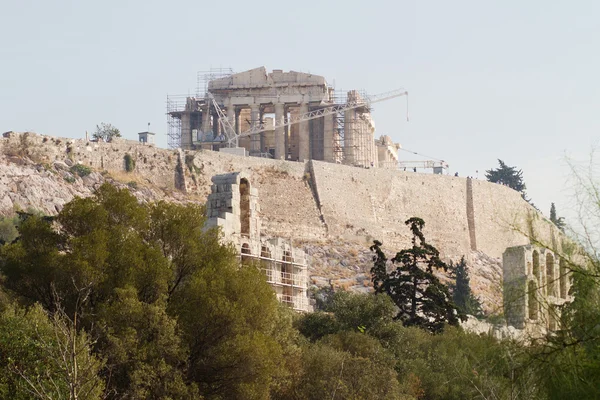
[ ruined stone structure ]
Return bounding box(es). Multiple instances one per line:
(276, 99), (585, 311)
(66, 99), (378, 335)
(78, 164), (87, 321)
(204, 171), (311, 312)
(503, 245), (572, 333)
(168, 67), (400, 169)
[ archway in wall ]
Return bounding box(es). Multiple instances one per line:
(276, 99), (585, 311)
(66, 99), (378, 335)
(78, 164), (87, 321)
(528, 280), (538, 320)
(260, 245), (273, 281)
(241, 243), (251, 264)
(559, 258), (567, 299)
(546, 253), (555, 297)
(240, 178), (250, 237)
(532, 250), (540, 282)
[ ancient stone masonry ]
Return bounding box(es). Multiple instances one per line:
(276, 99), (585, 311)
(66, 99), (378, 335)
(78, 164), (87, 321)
(167, 67), (401, 169)
(503, 245), (572, 334)
(204, 171), (311, 312)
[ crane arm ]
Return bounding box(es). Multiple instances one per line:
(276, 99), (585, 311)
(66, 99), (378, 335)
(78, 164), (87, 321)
(217, 88), (408, 146)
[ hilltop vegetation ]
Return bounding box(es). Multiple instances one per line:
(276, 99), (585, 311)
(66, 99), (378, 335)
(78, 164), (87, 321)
(0, 183), (599, 399)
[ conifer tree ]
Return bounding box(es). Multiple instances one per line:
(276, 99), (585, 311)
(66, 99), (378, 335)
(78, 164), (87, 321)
(370, 217), (462, 333)
(450, 256), (483, 317)
(550, 202), (566, 231)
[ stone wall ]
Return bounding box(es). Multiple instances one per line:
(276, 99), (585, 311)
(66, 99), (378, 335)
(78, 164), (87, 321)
(0, 132), (559, 259)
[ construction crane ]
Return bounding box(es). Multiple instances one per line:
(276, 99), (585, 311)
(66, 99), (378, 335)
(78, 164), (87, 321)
(207, 88), (409, 147)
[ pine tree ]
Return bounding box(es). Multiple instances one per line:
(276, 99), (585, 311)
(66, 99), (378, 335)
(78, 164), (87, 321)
(485, 159), (534, 205)
(370, 217), (462, 333)
(450, 256), (483, 317)
(550, 202), (566, 232)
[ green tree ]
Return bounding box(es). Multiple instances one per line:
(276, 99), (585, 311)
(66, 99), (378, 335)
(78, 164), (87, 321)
(371, 217), (461, 333)
(0, 215), (18, 245)
(485, 159), (533, 204)
(549, 202), (566, 232)
(0, 304), (104, 400)
(92, 123), (121, 142)
(0, 183), (286, 399)
(449, 256), (483, 317)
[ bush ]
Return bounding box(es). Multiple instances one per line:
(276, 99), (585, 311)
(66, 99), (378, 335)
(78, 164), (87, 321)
(70, 164), (92, 177)
(127, 181), (138, 189)
(124, 154), (135, 172)
(64, 175), (76, 183)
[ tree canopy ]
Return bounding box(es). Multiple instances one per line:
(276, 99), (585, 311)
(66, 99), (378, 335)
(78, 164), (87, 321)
(92, 123), (121, 142)
(370, 217), (462, 333)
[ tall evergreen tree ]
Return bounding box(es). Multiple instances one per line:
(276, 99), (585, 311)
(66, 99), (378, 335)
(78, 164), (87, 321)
(370, 217), (462, 333)
(449, 256), (483, 317)
(550, 202), (566, 231)
(485, 159), (534, 205)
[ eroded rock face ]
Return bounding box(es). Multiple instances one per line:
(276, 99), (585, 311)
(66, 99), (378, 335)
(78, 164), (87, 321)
(2, 131), (556, 313)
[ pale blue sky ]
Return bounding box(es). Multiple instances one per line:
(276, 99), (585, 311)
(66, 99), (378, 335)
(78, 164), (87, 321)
(1, 0), (598, 223)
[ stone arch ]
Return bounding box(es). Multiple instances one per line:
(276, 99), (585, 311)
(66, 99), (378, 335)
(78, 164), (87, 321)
(241, 242), (251, 264)
(532, 250), (540, 282)
(260, 245), (273, 281)
(281, 250), (294, 302)
(528, 280), (538, 320)
(559, 258), (567, 299)
(546, 253), (555, 297)
(239, 178), (250, 237)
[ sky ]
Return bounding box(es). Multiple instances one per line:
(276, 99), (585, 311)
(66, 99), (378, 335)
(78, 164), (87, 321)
(1, 0), (599, 224)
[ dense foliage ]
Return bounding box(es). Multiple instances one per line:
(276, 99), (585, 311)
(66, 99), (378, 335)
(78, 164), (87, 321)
(449, 256), (483, 317)
(371, 217), (462, 332)
(1, 182), (599, 399)
(92, 122), (121, 142)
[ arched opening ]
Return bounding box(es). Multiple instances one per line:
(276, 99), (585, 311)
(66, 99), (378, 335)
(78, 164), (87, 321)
(281, 251), (294, 306)
(559, 258), (567, 299)
(241, 243), (251, 264)
(532, 250), (540, 282)
(260, 245), (273, 282)
(239, 178), (250, 237)
(548, 305), (557, 331)
(546, 253), (555, 297)
(528, 280), (538, 320)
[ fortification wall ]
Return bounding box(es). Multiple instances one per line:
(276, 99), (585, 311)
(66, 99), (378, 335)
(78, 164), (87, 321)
(0, 132), (559, 260)
(310, 160), (472, 260)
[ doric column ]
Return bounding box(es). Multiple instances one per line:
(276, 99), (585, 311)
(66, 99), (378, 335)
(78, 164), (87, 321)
(226, 106), (236, 145)
(274, 103), (285, 159)
(212, 112), (220, 137)
(250, 104), (261, 155)
(323, 114), (334, 162)
(298, 103), (309, 161)
(201, 104), (211, 135)
(344, 109), (355, 165)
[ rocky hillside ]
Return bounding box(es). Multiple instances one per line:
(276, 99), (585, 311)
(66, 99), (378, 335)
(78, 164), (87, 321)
(0, 131), (517, 313)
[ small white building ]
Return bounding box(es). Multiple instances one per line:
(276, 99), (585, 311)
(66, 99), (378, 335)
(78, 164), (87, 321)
(138, 131), (156, 145)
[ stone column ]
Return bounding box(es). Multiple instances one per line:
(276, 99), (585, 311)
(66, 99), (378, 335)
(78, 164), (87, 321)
(274, 103), (285, 159)
(181, 112), (191, 149)
(201, 104), (211, 135)
(250, 104), (261, 155)
(344, 109), (355, 165)
(323, 114), (334, 162)
(226, 105), (236, 145)
(298, 103), (309, 161)
(212, 112), (220, 137)
(284, 106), (290, 159)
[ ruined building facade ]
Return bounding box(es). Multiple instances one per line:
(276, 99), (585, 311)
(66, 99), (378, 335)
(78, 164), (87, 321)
(168, 67), (400, 169)
(204, 171), (311, 312)
(503, 245), (572, 333)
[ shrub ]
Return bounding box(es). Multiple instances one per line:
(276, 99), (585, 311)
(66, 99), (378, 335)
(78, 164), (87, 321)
(64, 175), (76, 183)
(70, 164), (92, 177)
(124, 154), (135, 172)
(127, 181), (138, 189)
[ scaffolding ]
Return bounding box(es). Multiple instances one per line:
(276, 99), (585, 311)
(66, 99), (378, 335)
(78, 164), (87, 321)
(166, 68), (234, 149)
(241, 243), (310, 312)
